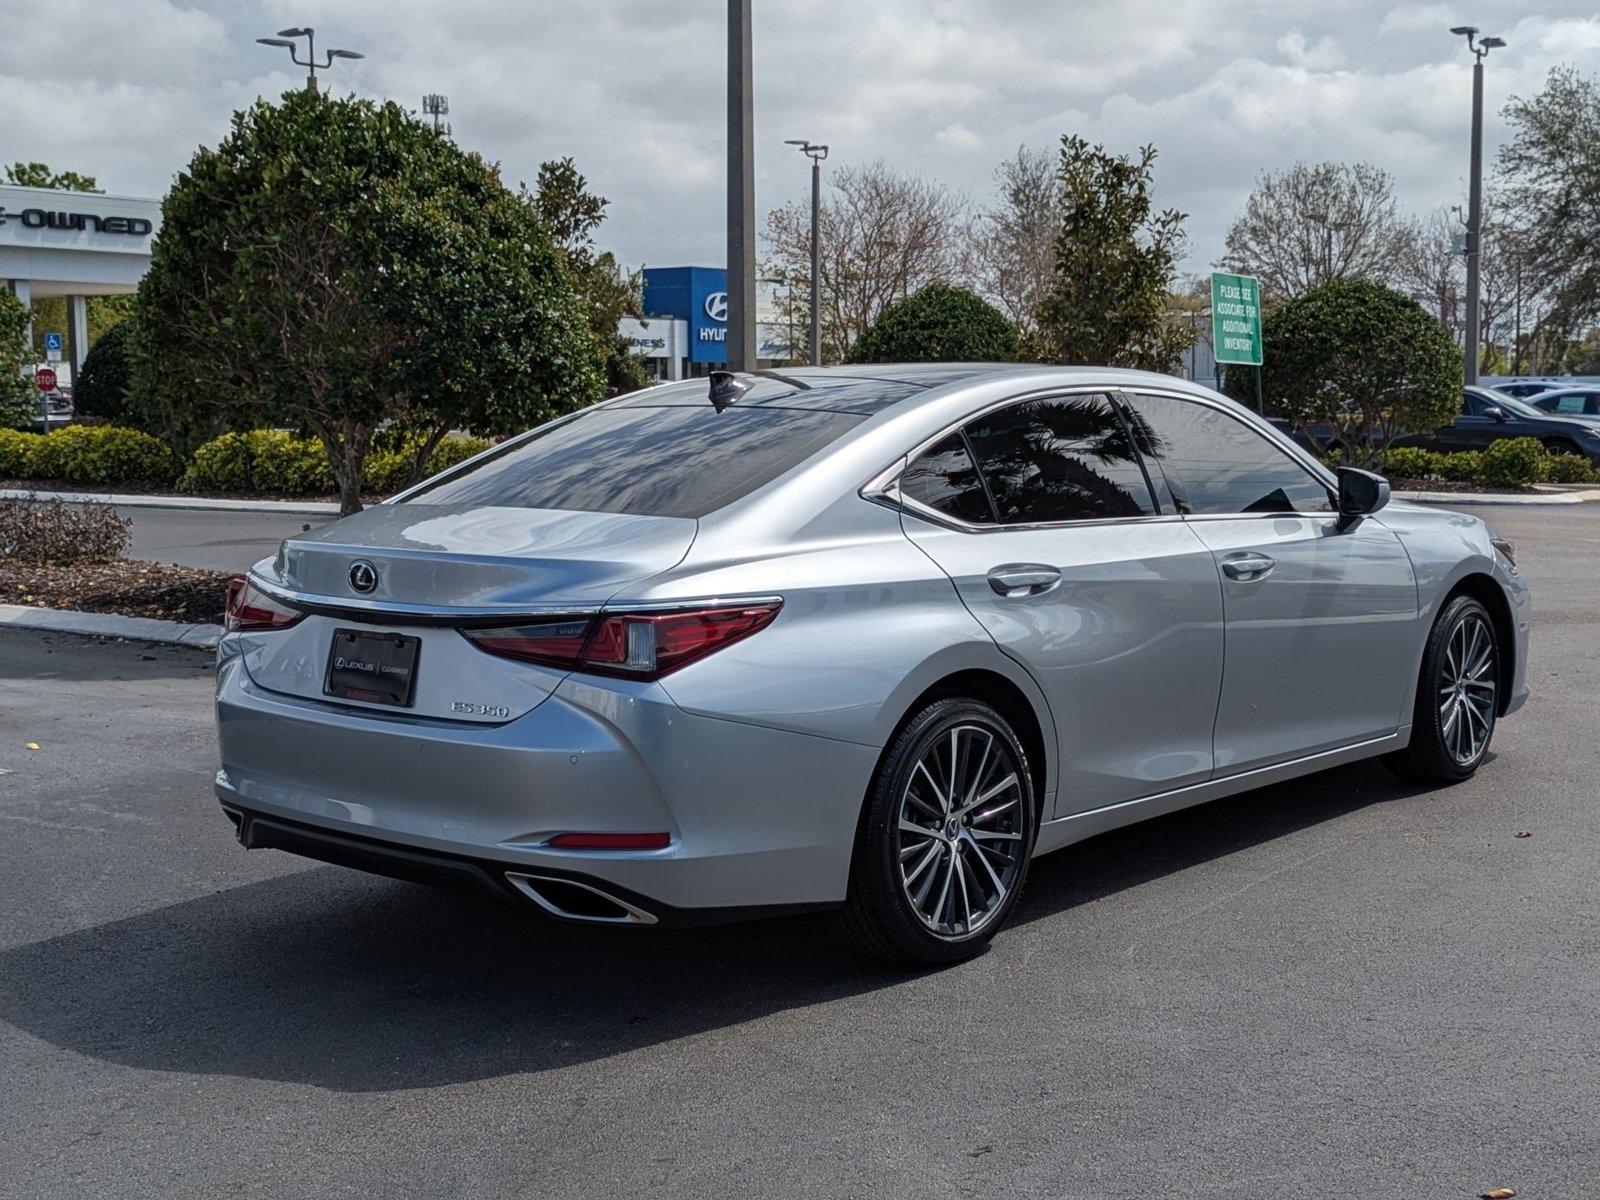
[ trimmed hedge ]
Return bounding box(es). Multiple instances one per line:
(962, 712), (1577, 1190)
(179, 429), (493, 496)
(1380, 437), (1598, 487)
(0, 425), (178, 485)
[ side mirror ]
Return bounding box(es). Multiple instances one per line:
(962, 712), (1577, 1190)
(1483, 405), (1508, 422)
(1336, 467), (1390, 531)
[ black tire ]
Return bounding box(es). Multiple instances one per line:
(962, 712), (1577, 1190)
(1383, 594), (1500, 784)
(1543, 438), (1582, 457)
(838, 696), (1037, 965)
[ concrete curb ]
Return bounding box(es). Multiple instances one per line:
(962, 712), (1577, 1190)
(1, 488), (341, 516)
(0, 603), (221, 649)
(1394, 489), (1599, 506)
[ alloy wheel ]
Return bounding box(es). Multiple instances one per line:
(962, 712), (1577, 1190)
(1439, 612), (1497, 765)
(895, 723), (1026, 938)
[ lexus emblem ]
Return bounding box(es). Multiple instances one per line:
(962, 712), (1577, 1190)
(348, 560), (378, 594)
(704, 291), (728, 322)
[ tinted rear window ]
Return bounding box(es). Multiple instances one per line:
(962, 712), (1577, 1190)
(404, 404), (864, 518)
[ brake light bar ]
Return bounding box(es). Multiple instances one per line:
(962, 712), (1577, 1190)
(461, 601), (781, 680)
(225, 577), (306, 632)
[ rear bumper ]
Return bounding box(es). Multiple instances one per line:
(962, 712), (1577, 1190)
(214, 652), (879, 914)
(220, 805), (835, 927)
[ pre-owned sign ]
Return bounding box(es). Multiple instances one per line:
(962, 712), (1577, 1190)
(0, 206), (154, 236)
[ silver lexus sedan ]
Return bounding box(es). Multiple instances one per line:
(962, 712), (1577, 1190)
(215, 365), (1531, 963)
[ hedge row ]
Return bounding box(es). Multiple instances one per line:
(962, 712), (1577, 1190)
(1383, 438), (1599, 488)
(0, 426), (492, 495)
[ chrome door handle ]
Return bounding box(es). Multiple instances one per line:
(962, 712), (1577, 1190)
(987, 564), (1061, 597)
(1221, 553), (1276, 581)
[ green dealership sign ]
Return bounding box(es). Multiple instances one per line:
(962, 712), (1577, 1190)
(1210, 272), (1263, 366)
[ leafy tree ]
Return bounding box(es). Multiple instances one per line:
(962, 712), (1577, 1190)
(1222, 162), (1408, 301)
(530, 157), (649, 397)
(73, 318), (136, 422)
(4, 162), (99, 191)
(846, 283), (1018, 363)
(0, 290), (35, 428)
(1499, 67), (1600, 353)
(133, 88), (603, 514)
(1224, 278), (1460, 467)
(1035, 136), (1193, 370)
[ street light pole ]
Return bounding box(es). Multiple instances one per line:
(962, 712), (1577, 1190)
(1451, 26), (1505, 386)
(785, 139), (828, 366)
(256, 27), (364, 93)
(726, 0), (757, 372)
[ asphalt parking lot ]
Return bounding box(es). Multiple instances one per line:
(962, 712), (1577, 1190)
(1, 504), (1597, 1199)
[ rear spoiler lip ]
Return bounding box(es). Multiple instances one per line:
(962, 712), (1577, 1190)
(242, 572), (781, 630)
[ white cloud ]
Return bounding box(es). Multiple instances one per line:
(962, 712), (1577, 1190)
(0, 0), (1597, 276)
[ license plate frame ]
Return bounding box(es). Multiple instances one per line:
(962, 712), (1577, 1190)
(323, 628), (421, 708)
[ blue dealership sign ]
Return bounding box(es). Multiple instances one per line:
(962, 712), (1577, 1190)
(643, 266), (727, 364)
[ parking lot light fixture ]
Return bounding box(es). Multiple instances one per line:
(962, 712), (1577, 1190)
(256, 26), (364, 92)
(785, 139), (829, 367)
(1452, 24), (1505, 386)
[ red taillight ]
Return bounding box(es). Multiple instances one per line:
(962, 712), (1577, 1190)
(224, 577), (305, 633)
(461, 602), (781, 680)
(547, 832), (671, 850)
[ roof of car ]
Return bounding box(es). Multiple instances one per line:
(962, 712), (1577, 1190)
(608, 364), (1213, 416)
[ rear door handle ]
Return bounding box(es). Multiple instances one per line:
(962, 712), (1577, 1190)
(1221, 553), (1276, 581)
(987, 564), (1061, 597)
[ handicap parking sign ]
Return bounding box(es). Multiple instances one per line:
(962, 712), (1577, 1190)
(43, 332), (62, 352)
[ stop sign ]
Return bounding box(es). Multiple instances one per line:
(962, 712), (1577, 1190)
(35, 367), (57, 392)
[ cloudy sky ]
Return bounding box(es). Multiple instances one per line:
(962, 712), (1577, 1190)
(5, 1), (1599, 277)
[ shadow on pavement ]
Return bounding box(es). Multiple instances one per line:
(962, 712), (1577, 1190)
(0, 760), (1417, 1093)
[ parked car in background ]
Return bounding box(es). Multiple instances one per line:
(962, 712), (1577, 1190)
(1527, 386), (1600, 421)
(1490, 380), (1566, 399)
(1392, 387), (1600, 464)
(26, 390), (74, 433)
(214, 364), (1531, 963)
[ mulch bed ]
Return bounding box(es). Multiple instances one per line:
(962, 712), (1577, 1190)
(0, 560), (234, 624)
(1388, 478), (1538, 494)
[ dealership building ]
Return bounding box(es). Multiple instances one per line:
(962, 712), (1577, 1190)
(1, 184), (159, 382)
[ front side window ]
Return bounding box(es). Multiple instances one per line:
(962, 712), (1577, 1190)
(962, 394), (1157, 524)
(901, 433), (995, 524)
(405, 404), (863, 519)
(1122, 392), (1333, 515)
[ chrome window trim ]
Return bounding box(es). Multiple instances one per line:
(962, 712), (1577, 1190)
(860, 381), (1333, 534)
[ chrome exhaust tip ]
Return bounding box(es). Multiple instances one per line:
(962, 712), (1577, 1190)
(504, 872), (658, 926)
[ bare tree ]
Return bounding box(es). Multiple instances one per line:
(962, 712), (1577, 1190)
(1221, 162), (1409, 301)
(967, 146), (1059, 339)
(763, 161), (967, 361)
(1393, 203), (1545, 370)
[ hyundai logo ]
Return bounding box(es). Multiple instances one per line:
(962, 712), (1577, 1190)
(348, 560), (379, 594)
(704, 291), (728, 323)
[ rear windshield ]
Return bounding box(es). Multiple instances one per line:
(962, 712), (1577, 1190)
(404, 404), (865, 518)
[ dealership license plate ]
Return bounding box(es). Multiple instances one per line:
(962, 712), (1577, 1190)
(324, 629), (421, 707)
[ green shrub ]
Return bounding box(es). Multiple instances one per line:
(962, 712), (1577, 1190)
(22, 425), (177, 485)
(360, 435), (493, 494)
(74, 319), (137, 423)
(179, 429), (334, 495)
(1436, 451), (1482, 483)
(1478, 437), (1545, 488)
(1539, 450), (1599, 484)
(1381, 447), (1443, 479)
(846, 284), (1019, 364)
(0, 494), (130, 564)
(0, 428), (39, 477)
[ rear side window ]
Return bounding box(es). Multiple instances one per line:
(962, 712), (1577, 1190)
(405, 404), (863, 518)
(1122, 392), (1332, 515)
(901, 433), (995, 524)
(962, 394), (1157, 524)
